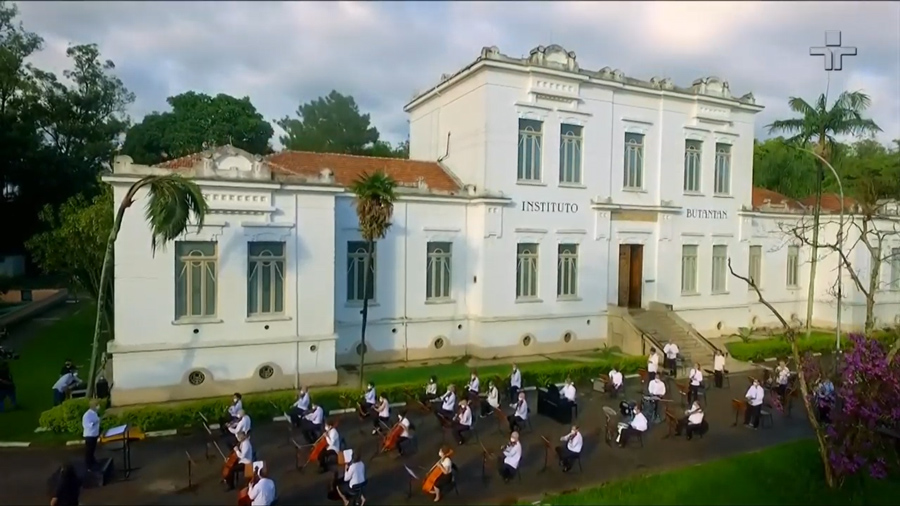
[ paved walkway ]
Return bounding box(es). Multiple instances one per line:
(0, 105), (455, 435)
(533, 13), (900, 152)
(2, 372), (811, 505)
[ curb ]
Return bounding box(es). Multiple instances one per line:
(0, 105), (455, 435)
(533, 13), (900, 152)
(0, 442), (32, 448)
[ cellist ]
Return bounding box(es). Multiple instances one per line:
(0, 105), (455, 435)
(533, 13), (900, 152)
(225, 431), (253, 490)
(396, 410), (412, 456)
(242, 464), (276, 506)
(318, 419), (341, 474)
(424, 445), (453, 503)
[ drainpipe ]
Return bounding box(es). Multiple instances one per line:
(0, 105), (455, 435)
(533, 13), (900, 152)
(403, 202), (409, 361)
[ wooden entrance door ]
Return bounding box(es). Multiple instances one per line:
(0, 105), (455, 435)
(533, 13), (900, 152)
(617, 244), (644, 308)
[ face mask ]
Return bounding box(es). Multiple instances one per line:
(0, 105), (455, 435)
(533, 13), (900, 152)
(438, 451), (443, 458)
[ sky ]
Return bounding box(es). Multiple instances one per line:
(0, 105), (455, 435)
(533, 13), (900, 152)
(15, 1), (900, 149)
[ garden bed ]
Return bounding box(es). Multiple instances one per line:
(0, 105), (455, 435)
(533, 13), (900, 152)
(725, 330), (897, 362)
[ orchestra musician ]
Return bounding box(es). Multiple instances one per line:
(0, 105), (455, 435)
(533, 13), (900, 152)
(687, 363), (703, 405)
(300, 402), (325, 444)
(713, 351), (726, 388)
(423, 376), (439, 402)
(608, 368), (624, 398)
(646, 375), (666, 422)
(319, 419), (341, 473)
(466, 370), (480, 402)
(226, 431), (253, 490)
(220, 393), (244, 429)
(228, 409), (252, 441)
(647, 348), (660, 381)
(744, 378), (765, 429)
(555, 425), (582, 473)
(774, 361), (791, 399)
(616, 404), (648, 447)
(452, 399), (473, 445)
(675, 401), (705, 440)
(498, 431), (522, 482)
(335, 452), (366, 506)
(288, 387), (311, 427)
(509, 364), (522, 402)
(663, 341), (680, 378)
(245, 464), (276, 506)
(360, 383), (377, 419)
(561, 377), (577, 419)
(480, 380), (500, 418)
(425, 445), (454, 503)
(82, 399), (101, 470)
(371, 394), (391, 435)
(438, 385), (457, 420)
(507, 391), (528, 433)
(815, 378), (835, 423)
(395, 411), (412, 456)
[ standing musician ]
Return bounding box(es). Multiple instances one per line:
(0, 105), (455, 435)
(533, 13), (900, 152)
(335, 452), (366, 506)
(481, 380), (500, 418)
(509, 364), (522, 402)
(220, 393), (244, 428)
(774, 361), (791, 399)
(300, 402), (325, 444)
(815, 378), (835, 423)
(228, 409), (252, 441)
(713, 351), (726, 388)
(646, 375), (666, 422)
(245, 464), (276, 506)
(616, 404), (648, 447)
(608, 368), (624, 397)
(395, 411), (412, 456)
(507, 391), (528, 433)
(360, 383), (377, 418)
(438, 385), (457, 420)
(466, 370), (480, 402)
(663, 341), (680, 378)
(82, 399), (101, 471)
(319, 420), (341, 473)
(561, 377), (577, 418)
(555, 425), (582, 472)
(647, 348), (660, 381)
(498, 431), (522, 482)
(675, 401), (705, 440)
(371, 394), (391, 435)
(452, 399), (473, 445)
(744, 379), (765, 429)
(226, 431), (253, 489)
(288, 387), (311, 427)
(423, 376), (439, 402)
(687, 363), (703, 405)
(425, 445), (454, 503)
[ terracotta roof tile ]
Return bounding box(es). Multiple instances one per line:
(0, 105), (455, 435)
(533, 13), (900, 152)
(799, 193), (858, 213)
(156, 153), (204, 170)
(752, 187), (804, 211)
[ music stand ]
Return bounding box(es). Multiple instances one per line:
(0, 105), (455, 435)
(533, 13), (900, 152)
(403, 465), (418, 499)
(540, 435), (552, 473)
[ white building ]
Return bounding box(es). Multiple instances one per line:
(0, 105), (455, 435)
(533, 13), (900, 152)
(105, 44), (900, 405)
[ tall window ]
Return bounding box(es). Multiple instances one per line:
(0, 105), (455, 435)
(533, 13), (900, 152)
(749, 245), (762, 289)
(175, 241), (218, 319)
(623, 132), (644, 189)
(247, 242), (285, 315)
(891, 248), (900, 290)
(347, 241), (375, 302)
(426, 242), (452, 301)
(714, 143), (731, 195)
(559, 124), (583, 184)
(712, 245), (727, 293)
(517, 119), (542, 181)
(681, 245), (698, 294)
(516, 243), (539, 299)
(786, 245), (800, 288)
(683, 140), (702, 192)
(557, 244), (578, 298)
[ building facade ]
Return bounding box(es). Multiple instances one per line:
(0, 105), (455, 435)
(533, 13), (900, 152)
(105, 44), (900, 405)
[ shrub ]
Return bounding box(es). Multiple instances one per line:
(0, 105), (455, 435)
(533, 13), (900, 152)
(725, 331), (898, 362)
(39, 355), (645, 434)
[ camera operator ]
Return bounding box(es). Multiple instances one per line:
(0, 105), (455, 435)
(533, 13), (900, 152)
(0, 361), (14, 412)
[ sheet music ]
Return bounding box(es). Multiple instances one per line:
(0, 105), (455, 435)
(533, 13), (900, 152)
(343, 449), (353, 462)
(104, 424), (127, 438)
(252, 461), (265, 473)
(404, 465), (418, 480)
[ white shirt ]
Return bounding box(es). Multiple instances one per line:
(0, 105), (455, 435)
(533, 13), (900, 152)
(776, 367), (791, 385)
(229, 400), (243, 418)
(248, 477), (276, 506)
(304, 405), (323, 425)
(714, 354), (726, 372)
(236, 439), (253, 464)
(293, 392), (310, 411)
(503, 441), (522, 469)
(647, 353), (659, 373)
(441, 391), (456, 412)
(426, 382), (437, 395)
(376, 400), (390, 418)
(487, 386), (500, 408)
(510, 369), (522, 388)
(514, 399), (528, 419)
(468, 376), (480, 393)
(610, 370), (623, 388)
(458, 406), (472, 427)
(230, 415), (251, 435)
(562, 384), (576, 402)
(687, 407), (704, 425)
(53, 373), (77, 393)
(399, 416), (411, 438)
(562, 431), (583, 453)
(630, 412), (648, 432)
(82, 409), (100, 438)
(345, 461), (366, 488)
(689, 368), (703, 387)
(648, 379), (666, 397)
(746, 385), (765, 406)
(364, 388), (376, 405)
(325, 427), (340, 452)
(663, 343), (679, 359)
(439, 457), (452, 473)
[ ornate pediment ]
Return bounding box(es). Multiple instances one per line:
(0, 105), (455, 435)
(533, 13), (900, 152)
(691, 76), (732, 99)
(528, 44), (579, 72)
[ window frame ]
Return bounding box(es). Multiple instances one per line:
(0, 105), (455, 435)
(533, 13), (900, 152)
(711, 245), (728, 293)
(247, 241), (286, 317)
(623, 132), (645, 190)
(683, 140), (702, 193)
(516, 243), (540, 300)
(347, 241), (376, 303)
(714, 143), (732, 196)
(556, 243), (579, 299)
(681, 244), (699, 295)
(426, 241), (453, 301)
(175, 241), (218, 320)
(559, 124), (583, 185)
(517, 119), (543, 182)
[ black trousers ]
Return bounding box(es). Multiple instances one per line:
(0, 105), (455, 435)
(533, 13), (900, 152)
(481, 402), (496, 417)
(508, 386), (520, 403)
(664, 357), (677, 377)
(359, 402), (374, 419)
(397, 436), (410, 455)
(818, 403), (832, 424)
(226, 461), (245, 489)
(508, 415), (526, 433)
(714, 370), (724, 388)
(300, 419), (321, 444)
(288, 406), (306, 427)
(648, 371), (657, 381)
(452, 422), (470, 443)
(617, 426), (640, 446)
(318, 449), (337, 471)
(675, 418), (703, 438)
(744, 404), (762, 428)
(438, 409), (455, 423)
(498, 459), (516, 481)
(688, 384), (700, 405)
(373, 415), (389, 431)
(84, 436), (98, 468)
(555, 446), (577, 469)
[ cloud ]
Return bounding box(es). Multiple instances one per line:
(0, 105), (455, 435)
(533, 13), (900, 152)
(15, 1), (900, 147)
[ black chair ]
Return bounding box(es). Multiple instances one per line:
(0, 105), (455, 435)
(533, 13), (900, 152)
(567, 453), (584, 473)
(447, 463), (461, 496)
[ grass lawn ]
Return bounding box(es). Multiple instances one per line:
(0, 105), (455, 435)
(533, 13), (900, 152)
(535, 440), (896, 505)
(0, 304), (95, 441)
(364, 357), (587, 386)
(725, 329), (897, 362)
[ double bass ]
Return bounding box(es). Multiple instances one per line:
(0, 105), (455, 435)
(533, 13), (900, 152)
(421, 449), (453, 493)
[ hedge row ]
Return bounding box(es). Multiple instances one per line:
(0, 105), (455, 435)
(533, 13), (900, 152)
(39, 355), (646, 435)
(725, 330), (898, 363)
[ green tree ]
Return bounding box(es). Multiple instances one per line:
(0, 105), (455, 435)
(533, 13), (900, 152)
(349, 172), (397, 388)
(86, 175), (208, 397)
(752, 138), (818, 199)
(122, 91), (275, 165)
(767, 91), (881, 338)
(278, 90), (381, 155)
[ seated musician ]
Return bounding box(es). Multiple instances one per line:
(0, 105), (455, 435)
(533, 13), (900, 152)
(481, 380), (500, 418)
(396, 410), (412, 456)
(220, 392), (243, 428)
(226, 431), (253, 489)
(713, 351), (726, 388)
(507, 391), (528, 433)
(426, 445), (454, 503)
(687, 363), (703, 405)
(561, 377), (577, 417)
(228, 409), (252, 440)
(663, 341), (680, 378)
(288, 386), (311, 427)
(319, 419), (341, 473)
(509, 364), (522, 403)
(498, 431), (522, 483)
(608, 368), (624, 397)
(248, 465), (276, 506)
(774, 361), (791, 399)
(438, 385), (457, 420)
(466, 370), (480, 402)
(300, 402), (324, 444)
(361, 383), (377, 418)
(744, 379), (765, 429)
(555, 425), (582, 473)
(335, 452), (366, 506)
(616, 404), (648, 447)
(646, 375), (666, 421)
(452, 399), (473, 445)
(675, 401), (705, 440)
(424, 376), (439, 402)
(371, 394), (391, 435)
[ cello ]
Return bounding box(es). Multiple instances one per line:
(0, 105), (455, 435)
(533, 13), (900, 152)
(221, 448), (239, 483)
(421, 449), (453, 493)
(237, 466), (260, 506)
(379, 421), (404, 454)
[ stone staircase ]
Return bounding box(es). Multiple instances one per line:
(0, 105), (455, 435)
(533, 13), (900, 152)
(630, 309), (719, 369)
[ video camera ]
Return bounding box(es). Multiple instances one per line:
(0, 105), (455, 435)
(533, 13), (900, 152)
(0, 346), (19, 361)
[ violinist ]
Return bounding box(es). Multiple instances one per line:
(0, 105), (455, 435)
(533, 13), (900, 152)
(556, 425), (582, 473)
(226, 431), (253, 490)
(228, 410), (252, 441)
(438, 385), (457, 421)
(288, 386), (311, 427)
(335, 452), (366, 506)
(452, 399), (473, 445)
(498, 431), (522, 482)
(319, 420), (341, 473)
(246, 465), (276, 505)
(220, 393), (243, 430)
(360, 382), (377, 419)
(507, 391), (528, 433)
(480, 380), (500, 418)
(371, 394), (391, 435)
(466, 370), (480, 402)
(300, 402), (324, 444)
(396, 411), (412, 456)
(425, 446), (454, 503)
(423, 376), (439, 402)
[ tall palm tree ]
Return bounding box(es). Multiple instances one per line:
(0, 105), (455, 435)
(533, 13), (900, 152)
(767, 90), (881, 338)
(86, 174), (208, 397)
(349, 171), (397, 389)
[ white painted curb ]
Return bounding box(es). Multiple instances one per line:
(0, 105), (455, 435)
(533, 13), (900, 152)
(0, 442), (32, 448)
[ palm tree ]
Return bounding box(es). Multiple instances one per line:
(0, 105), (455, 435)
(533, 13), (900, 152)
(86, 175), (208, 398)
(767, 90), (881, 338)
(349, 171), (397, 389)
